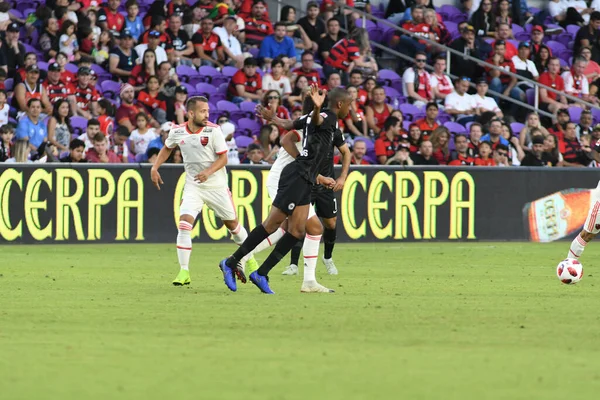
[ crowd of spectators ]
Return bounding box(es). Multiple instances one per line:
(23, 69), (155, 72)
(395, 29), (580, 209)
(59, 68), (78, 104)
(0, 0), (600, 168)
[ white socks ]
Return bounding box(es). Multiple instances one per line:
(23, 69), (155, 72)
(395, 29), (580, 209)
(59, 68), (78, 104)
(568, 233), (588, 259)
(229, 223), (248, 246)
(241, 228), (285, 262)
(177, 221), (193, 270)
(303, 233), (321, 282)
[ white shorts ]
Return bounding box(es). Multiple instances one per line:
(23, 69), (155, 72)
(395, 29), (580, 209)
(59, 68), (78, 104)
(266, 183), (316, 219)
(180, 184), (237, 221)
(584, 181), (600, 234)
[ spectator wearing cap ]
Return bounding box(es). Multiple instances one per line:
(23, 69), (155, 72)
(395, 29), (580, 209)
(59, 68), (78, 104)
(167, 14), (194, 66)
(528, 25), (549, 61)
(147, 122), (172, 153)
(448, 134), (476, 166)
(519, 135), (548, 167)
(242, 143), (269, 164)
(213, 16), (245, 69)
(243, 0), (274, 47)
(411, 140), (439, 165)
(472, 78), (503, 120)
(512, 42), (539, 90)
(258, 22), (297, 70)
(227, 57), (263, 104)
(43, 62), (75, 105)
(109, 29), (139, 82)
(173, 85), (188, 125)
(444, 77), (478, 125)
(561, 56), (597, 107)
(402, 52), (434, 108)
(12, 65), (52, 117)
(386, 142), (414, 166)
(430, 56), (454, 102)
(217, 120), (240, 165)
(14, 52), (40, 85)
(318, 18), (345, 62)
(539, 57), (568, 115)
(492, 23), (517, 60)
(573, 11), (600, 63)
(137, 75), (168, 124)
(135, 30), (167, 65)
(86, 133), (122, 163)
(98, 0), (125, 34)
(124, 0), (144, 44)
(73, 67), (100, 119)
(296, 2), (325, 52)
(449, 23), (489, 80)
(481, 118), (510, 149)
(192, 17), (226, 68)
(39, 18), (60, 60)
(375, 116), (403, 164)
(15, 98), (48, 153)
(485, 40), (523, 116)
(3, 23), (25, 76)
(116, 84), (159, 131)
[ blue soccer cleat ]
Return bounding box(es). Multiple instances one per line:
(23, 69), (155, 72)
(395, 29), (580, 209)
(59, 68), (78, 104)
(249, 271), (275, 294)
(219, 259), (237, 292)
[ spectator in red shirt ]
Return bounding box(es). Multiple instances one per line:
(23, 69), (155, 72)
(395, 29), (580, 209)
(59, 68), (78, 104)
(86, 132), (122, 163)
(56, 52), (76, 85)
(414, 102), (439, 139)
(492, 23), (517, 59)
(365, 86), (393, 136)
(227, 57), (263, 104)
(140, 16), (170, 45)
(43, 62), (74, 105)
(468, 122), (483, 157)
(561, 122), (586, 167)
(261, 90), (290, 127)
(487, 40), (523, 116)
(430, 126), (450, 164)
(349, 70), (368, 106)
(390, 6), (430, 59)
(192, 17), (226, 68)
(243, 0), (274, 47)
(129, 49), (158, 90)
(347, 139), (370, 165)
(375, 116), (402, 164)
(116, 83), (160, 131)
(448, 134), (476, 166)
(408, 123), (422, 152)
(475, 141), (496, 166)
(73, 67), (100, 119)
(292, 52), (321, 86)
(137, 75), (168, 124)
(549, 109), (570, 141)
(324, 28), (374, 84)
(98, 0), (125, 34)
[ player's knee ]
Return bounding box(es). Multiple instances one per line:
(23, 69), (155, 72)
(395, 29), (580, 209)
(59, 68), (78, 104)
(323, 217), (337, 230)
(581, 230), (596, 242)
(306, 216), (323, 236)
(288, 227), (306, 239)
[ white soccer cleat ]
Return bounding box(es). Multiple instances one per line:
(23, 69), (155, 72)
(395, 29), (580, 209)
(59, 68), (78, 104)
(322, 257), (338, 275)
(281, 264), (298, 275)
(300, 280), (334, 293)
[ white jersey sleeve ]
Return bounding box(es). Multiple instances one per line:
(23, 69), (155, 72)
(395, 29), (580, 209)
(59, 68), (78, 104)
(211, 125), (228, 155)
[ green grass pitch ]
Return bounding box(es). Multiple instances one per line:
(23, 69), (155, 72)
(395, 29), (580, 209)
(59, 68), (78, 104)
(2, 242), (600, 400)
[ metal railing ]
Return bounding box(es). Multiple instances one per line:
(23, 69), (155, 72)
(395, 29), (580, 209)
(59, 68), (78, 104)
(272, 0), (599, 119)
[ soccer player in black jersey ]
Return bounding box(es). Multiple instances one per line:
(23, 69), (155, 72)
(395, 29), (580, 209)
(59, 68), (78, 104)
(218, 85), (352, 294)
(283, 128), (349, 277)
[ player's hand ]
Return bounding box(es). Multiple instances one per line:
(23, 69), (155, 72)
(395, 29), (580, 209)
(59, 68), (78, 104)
(195, 170), (210, 183)
(308, 84), (327, 108)
(332, 177), (345, 192)
(151, 168), (163, 190)
(256, 104), (275, 121)
(317, 175), (336, 189)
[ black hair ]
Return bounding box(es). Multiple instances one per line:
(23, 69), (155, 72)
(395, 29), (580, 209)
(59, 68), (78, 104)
(87, 118), (100, 127)
(384, 116), (400, 132)
(147, 147), (160, 158)
(27, 98), (42, 108)
(70, 138), (85, 150)
(426, 102), (438, 110)
(453, 133), (468, 142)
(52, 98), (74, 135)
(186, 96), (209, 110)
(116, 126), (131, 137)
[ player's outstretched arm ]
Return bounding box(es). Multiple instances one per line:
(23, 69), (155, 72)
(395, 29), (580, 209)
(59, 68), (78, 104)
(333, 143), (351, 192)
(256, 104), (295, 131)
(150, 146), (174, 190)
(195, 153), (228, 183)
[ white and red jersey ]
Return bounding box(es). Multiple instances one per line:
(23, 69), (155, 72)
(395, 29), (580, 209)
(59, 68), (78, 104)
(165, 121), (229, 189)
(266, 129), (303, 189)
(430, 73), (454, 97)
(561, 70), (589, 98)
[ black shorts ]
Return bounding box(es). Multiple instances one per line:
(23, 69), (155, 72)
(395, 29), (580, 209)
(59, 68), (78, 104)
(273, 163), (312, 215)
(311, 189), (338, 219)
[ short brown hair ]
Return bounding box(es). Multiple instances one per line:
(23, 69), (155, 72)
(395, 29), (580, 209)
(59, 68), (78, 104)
(93, 133), (106, 143)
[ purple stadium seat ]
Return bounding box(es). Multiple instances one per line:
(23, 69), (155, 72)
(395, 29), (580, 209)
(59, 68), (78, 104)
(399, 103), (420, 119)
(439, 4), (462, 17)
(450, 13), (468, 24)
(558, 49), (573, 61)
(210, 93), (227, 103)
(547, 40), (566, 52)
(448, 138), (456, 151)
(556, 33), (573, 47)
(237, 118), (262, 136)
(38, 61), (48, 71)
(65, 63), (78, 73)
(199, 65), (222, 82)
(559, 58), (568, 68)
(383, 86), (401, 101)
(4, 78), (13, 91)
(367, 27), (383, 42)
(176, 65), (199, 82)
(444, 121), (467, 134)
(217, 100), (239, 112)
(239, 101), (257, 118)
(101, 80), (121, 99)
(568, 107), (583, 123)
(71, 116), (88, 135)
(196, 82), (217, 97)
(222, 66), (238, 77)
(217, 82), (229, 93)
(444, 21), (458, 34)
(355, 18), (377, 30)
(180, 82), (196, 95)
(402, 120), (411, 131)
(566, 25), (580, 36)
(526, 88), (535, 105)
(515, 32), (531, 42)
(235, 136), (254, 148)
(134, 153), (146, 163)
(510, 122), (525, 134)
(512, 24), (524, 34)
(249, 47), (259, 58)
(378, 69), (401, 83)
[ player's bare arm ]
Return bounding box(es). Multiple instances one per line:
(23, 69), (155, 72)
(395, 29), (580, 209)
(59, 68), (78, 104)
(257, 104), (295, 131)
(308, 85), (327, 126)
(195, 152), (228, 183)
(317, 174), (336, 189)
(281, 130), (300, 158)
(150, 146), (174, 190)
(333, 143), (351, 192)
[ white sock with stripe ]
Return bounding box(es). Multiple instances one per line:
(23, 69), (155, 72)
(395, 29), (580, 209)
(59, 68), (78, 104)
(177, 221), (193, 270)
(241, 228), (285, 262)
(303, 233), (321, 282)
(567, 233), (588, 259)
(229, 223), (248, 246)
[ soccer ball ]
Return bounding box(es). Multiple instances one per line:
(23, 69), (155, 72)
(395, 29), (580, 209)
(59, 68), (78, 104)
(556, 259), (584, 284)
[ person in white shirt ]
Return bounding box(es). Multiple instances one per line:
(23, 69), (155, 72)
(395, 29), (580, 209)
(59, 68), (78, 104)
(218, 119), (240, 165)
(261, 58), (292, 98)
(402, 52), (434, 108)
(444, 77), (478, 124)
(562, 56), (598, 106)
(430, 55), (454, 103)
(0, 90), (9, 127)
(78, 119), (102, 156)
(549, 0), (590, 25)
(512, 42), (539, 92)
(150, 96), (256, 287)
(472, 78), (503, 119)
(213, 16), (245, 69)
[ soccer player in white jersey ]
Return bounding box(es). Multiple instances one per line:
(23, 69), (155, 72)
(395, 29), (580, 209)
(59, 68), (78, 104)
(150, 96), (254, 286)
